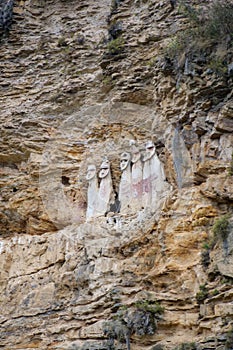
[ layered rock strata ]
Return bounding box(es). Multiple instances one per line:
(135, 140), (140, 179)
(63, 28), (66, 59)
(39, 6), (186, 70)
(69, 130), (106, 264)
(0, 0), (232, 349)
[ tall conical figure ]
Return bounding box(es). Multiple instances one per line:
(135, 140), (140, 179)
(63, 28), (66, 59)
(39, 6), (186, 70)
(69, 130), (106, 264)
(86, 164), (98, 220)
(130, 140), (143, 212)
(97, 157), (114, 217)
(119, 152), (132, 214)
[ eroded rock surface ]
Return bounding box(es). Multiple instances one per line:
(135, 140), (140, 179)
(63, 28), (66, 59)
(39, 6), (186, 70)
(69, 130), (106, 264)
(0, 0), (232, 349)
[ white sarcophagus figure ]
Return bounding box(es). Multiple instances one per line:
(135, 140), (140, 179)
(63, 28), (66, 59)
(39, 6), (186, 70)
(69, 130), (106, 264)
(97, 157), (114, 217)
(143, 141), (167, 211)
(119, 152), (132, 213)
(86, 164), (98, 220)
(130, 141), (143, 212)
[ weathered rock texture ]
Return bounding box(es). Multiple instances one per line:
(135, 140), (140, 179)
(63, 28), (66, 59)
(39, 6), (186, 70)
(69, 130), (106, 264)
(0, 0), (233, 349)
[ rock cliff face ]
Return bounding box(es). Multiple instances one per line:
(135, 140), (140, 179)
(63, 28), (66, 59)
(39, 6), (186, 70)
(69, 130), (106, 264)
(0, 0), (232, 349)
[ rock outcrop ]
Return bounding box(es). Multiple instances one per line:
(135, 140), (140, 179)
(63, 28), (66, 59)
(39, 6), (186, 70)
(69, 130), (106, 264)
(0, 0), (232, 349)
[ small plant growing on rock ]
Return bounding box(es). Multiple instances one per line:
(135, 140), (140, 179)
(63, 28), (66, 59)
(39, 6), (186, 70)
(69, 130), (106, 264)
(211, 289), (219, 296)
(196, 284), (208, 304)
(202, 242), (210, 250)
(134, 299), (164, 315)
(147, 57), (157, 67)
(221, 276), (233, 285)
(202, 0), (233, 41)
(204, 215), (231, 250)
(107, 37), (125, 55)
(163, 0), (233, 77)
(178, 0), (233, 41)
(103, 299), (164, 349)
(208, 58), (228, 76)
(102, 76), (113, 86)
(127, 299), (164, 337)
(163, 33), (187, 60)
(213, 215), (230, 241)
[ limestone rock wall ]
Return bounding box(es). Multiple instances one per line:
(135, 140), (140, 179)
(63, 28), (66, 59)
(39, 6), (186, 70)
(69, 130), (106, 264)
(0, 0), (233, 349)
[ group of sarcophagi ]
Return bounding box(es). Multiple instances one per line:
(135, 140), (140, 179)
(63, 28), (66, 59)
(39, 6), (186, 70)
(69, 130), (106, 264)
(86, 140), (170, 220)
